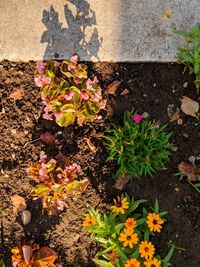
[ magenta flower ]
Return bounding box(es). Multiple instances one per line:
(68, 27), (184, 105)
(34, 76), (51, 87)
(133, 114), (142, 124)
(64, 91), (74, 100)
(36, 60), (46, 74)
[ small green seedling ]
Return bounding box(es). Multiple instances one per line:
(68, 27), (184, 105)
(176, 23), (200, 92)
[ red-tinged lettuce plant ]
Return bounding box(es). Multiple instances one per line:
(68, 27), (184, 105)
(11, 242), (62, 267)
(82, 194), (174, 267)
(34, 55), (106, 127)
(27, 152), (89, 214)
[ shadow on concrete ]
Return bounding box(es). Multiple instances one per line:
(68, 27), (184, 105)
(41, 0), (102, 60)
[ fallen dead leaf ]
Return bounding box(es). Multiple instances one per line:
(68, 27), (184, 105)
(10, 88), (24, 100)
(167, 104), (181, 122)
(162, 9), (173, 19)
(11, 194), (27, 214)
(105, 80), (121, 96)
(114, 175), (130, 190)
(86, 138), (97, 153)
(180, 96), (199, 118)
(120, 89), (129, 96)
(40, 132), (60, 145)
(178, 162), (200, 181)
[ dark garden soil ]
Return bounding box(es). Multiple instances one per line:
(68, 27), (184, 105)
(0, 60), (200, 267)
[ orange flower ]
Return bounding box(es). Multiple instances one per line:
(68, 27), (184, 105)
(125, 218), (136, 229)
(111, 196), (129, 214)
(125, 258), (141, 267)
(82, 214), (96, 227)
(146, 213), (164, 233)
(144, 257), (161, 267)
(139, 241), (155, 260)
(118, 228), (138, 248)
(108, 249), (118, 264)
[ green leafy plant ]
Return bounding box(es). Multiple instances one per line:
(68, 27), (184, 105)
(176, 23), (200, 91)
(34, 55), (106, 127)
(82, 194), (174, 267)
(27, 152), (89, 214)
(103, 111), (172, 179)
(0, 258), (5, 267)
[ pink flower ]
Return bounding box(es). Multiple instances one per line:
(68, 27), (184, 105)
(34, 76), (51, 87)
(80, 92), (89, 100)
(86, 77), (99, 91)
(133, 114), (143, 124)
(64, 91), (74, 101)
(70, 55), (79, 64)
(36, 60), (46, 74)
(74, 80), (79, 85)
(12, 261), (18, 267)
(57, 173), (63, 179)
(55, 112), (62, 119)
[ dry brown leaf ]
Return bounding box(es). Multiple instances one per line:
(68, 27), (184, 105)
(120, 89), (129, 96)
(114, 175), (130, 190)
(22, 245), (33, 265)
(178, 162), (200, 181)
(162, 9), (173, 19)
(180, 96), (199, 118)
(86, 138), (97, 153)
(10, 88), (25, 100)
(167, 104), (180, 122)
(105, 80), (121, 96)
(32, 246), (57, 266)
(11, 194), (27, 214)
(40, 132), (60, 145)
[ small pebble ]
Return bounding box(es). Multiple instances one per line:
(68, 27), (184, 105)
(142, 112), (149, 119)
(21, 210), (31, 225)
(188, 155), (196, 164)
(57, 131), (62, 135)
(183, 82), (188, 88)
(183, 133), (188, 138)
(177, 118), (183, 125)
(172, 146), (178, 152)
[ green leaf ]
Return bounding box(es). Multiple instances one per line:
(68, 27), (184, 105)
(93, 258), (114, 267)
(164, 244), (175, 263)
(136, 218), (146, 225)
(154, 199), (159, 213)
(128, 199), (146, 213)
(0, 258), (5, 267)
(56, 112), (76, 127)
(175, 29), (191, 37)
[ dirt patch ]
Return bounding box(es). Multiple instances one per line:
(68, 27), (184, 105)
(0, 60), (200, 267)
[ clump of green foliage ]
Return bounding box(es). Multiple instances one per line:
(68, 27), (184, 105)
(82, 194), (174, 267)
(104, 111), (172, 179)
(34, 55), (106, 127)
(176, 23), (200, 91)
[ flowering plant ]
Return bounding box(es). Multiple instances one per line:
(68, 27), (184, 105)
(83, 194), (174, 267)
(11, 242), (62, 267)
(27, 152), (89, 214)
(104, 111), (172, 179)
(34, 56), (106, 127)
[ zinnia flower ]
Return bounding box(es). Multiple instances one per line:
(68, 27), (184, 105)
(139, 241), (155, 260)
(125, 258), (141, 267)
(146, 213), (164, 233)
(133, 114), (142, 124)
(125, 218), (136, 229)
(144, 257), (161, 267)
(118, 228), (138, 248)
(82, 214), (96, 227)
(111, 196), (129, 214)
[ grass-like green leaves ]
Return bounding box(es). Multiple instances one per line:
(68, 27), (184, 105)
(104, 111), (172, 179)
(176, 23), (200, 91)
